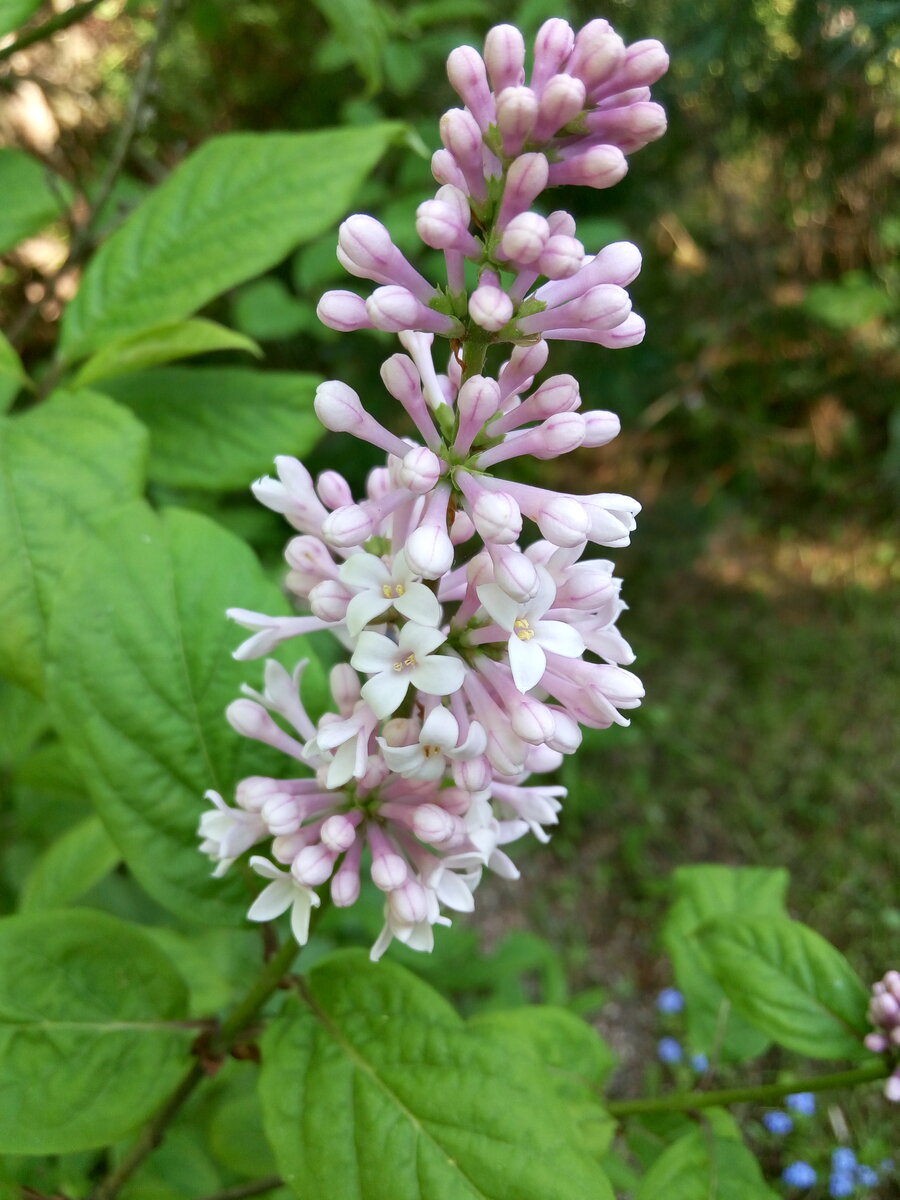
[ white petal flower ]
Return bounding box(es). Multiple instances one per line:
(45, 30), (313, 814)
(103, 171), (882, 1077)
(352, 622), (465, 719)
(378, 706), (487, 780)
(247, 855), (320, 945)
(478, 565), (583, 692)
(340, 550), (441, 636)
(198, 790), (267, 876)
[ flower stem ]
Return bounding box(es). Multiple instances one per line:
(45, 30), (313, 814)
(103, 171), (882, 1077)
(89, 936), (301, 1200)
(606, 1060), (889, 1118)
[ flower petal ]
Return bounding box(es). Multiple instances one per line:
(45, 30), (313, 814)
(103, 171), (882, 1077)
(399, 621), (445, 657)
(476, 582), (519, 630)
(536, 619), (584, 658)
(247, 878), (292, 922)
(361, 669), (410, 719)
(411, 654), (466, 697)
(394, 583), (441, 627)
(351, 630), (397, 673)
(346, 591), (391, 637)
(419, 705), (459, 750)
(339, 552), (390, 589)
(507, 635), (546, 692)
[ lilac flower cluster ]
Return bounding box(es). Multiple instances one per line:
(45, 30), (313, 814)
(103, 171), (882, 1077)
(864, 969), (900, 1101)
(199, 17), (668, 959)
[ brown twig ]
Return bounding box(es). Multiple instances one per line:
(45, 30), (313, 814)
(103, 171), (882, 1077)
(0, 0), (105, 65)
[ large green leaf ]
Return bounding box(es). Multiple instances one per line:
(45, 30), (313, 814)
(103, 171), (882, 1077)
(72, 318), (261, 387)
(0, 0), (41, 36)
(99, 366), (323, 491)
(60, 125), (403, 360)
(19, 816), (120, 912)
(0, 389), (148, 694)
(635, 1111), (778, 1200)
(0, 909), (193, 1153)
(47, 502), (327, 923)
(663, 865), (789, 1063)
(0, 147), (69, 253)
(0, 330), (31, 414)
(697, 917), (870, 1060)
(470, 1006), (617, 1159)
(260, 950), (615, 1200)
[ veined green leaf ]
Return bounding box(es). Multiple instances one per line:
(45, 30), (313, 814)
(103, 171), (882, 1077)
(0, 909), (193, 1153)
(0, 0), (42, 36)
(60, 125), (404, 360)
(0, 147), (69, 253)
(98, 366), (322, 491)
(0, 330), (32, 414)
(47, 502), (327, 923)
(72, 318), (261, 386)
(0, 389), (147, 694)
(260, 950), (615, 1200)
(19, 816), (120, 912)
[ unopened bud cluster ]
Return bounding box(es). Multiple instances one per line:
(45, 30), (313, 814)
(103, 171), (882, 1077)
(200, 17), (668, 959)
(865, 970), (900, 1101)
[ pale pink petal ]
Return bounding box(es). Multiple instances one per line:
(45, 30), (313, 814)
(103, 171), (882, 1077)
(339, 552), (391, 589)
(346, 591), (391, 636)
(394, 583), (441, 627)
(419, 705), (459, 749)
(351, 631), (397, 673)
(362, 670), (411, 718)
(477, 582), (520, 630)
(247, 878), (292, 922)
(399, 621), (445, 657)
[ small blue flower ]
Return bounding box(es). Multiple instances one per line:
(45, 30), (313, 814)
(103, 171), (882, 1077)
(782, 1161), (817, 1188)
(690, 1052), (709, 1072)
(656, 987), (685, 1014)
(762, 1110), (794, 1135)
(856, 1165), (878, 1187)
(832, 1149), (857, 1173)
(829, 1172), (855, 1199)
(786, 1092), (816, 1116)
(657, 1036), (683, 1064)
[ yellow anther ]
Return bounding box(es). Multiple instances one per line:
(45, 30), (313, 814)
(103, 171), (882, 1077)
(403, 653), (417, 667)
(514, 618), (535, 642)
(382, 582), (406, 600)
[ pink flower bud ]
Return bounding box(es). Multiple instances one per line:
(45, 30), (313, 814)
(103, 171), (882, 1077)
(411, 804), (457, 845)
(484, 23), (526, 92)
(496, 85), (538, 156)
(307, 579), (351, 623)
(585, 101), (667, 154)
(497, 340), (549, 400)
(431, 147), (468, 191)
(548, 210), (578, 237)
(261, 793), (302, 836)
(568, 19), (626, 92)
(531, 18), (575, 95)
(366, 286), (460, 336)
(330, 662), (361, 711)
(450, 508), (476, 544)
(405, 524), (455, 578)
(593, 39), (669, 101)
(226, 699), (274, 740)
(469, 281), (514, 332)
(416, 197), (481, 256)
(370, 848), (409, 892)
(536, 495), (591, 547)
(338, 215), (434, 301)
(497, 153), (549, 227)
(477, 411), (586, 466)
(865, 1033), (890, 1053)
(399, 446), (443, 493)
(470, 490), (522, 544)
(440, 108), (490, 200)
(548, 145), (628, 190)
(453, 753), (492, 792)
(509, 693), (556, 744)
(499, 212), (550, 264)
(455, 374), (503, 452)
(332, 867), (361, 908)
(321, 504), (374, 547)
(316, 470), (354, 510)
(582, 410), (620, 446)
(321, 814), (359, 853)
(538, 234), (584, 279)
(446, 44), (495, 130)
(316, 289), (373, 331)
(389, 878), (429, 924)
(884, 1072), (900, 1103)
(292, 843), (336, 886)
(314, 380), (365, 432)
(489, 544), (539, 601)
(532, 73), (586, 142)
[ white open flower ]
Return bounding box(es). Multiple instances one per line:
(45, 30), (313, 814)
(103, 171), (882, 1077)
(198, 790), (267, 876)
(477, 565), (583, 692)
(339, 549), (441, 636)
(247, 855), (320, 945)
(378, 706), (487, 781)
(351, 622), (465, 719)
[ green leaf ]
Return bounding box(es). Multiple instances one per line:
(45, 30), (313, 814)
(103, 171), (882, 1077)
(697, 917), (870, 1060)
(207, 1063), (279, 1178)
(0, 389), (148, 694)
(0, 679), (48, 768)
(0, 908), (193, 1153)
(98, 366), (323, 491)
(260, 949), (614, 1200)
(470, 1006), (617, 1159)
(19, 816), (120, 912)
(0, 147), (69, 253)
(0, 0), (42, 36)
(635, 1110), (778, 1200)
(663, 865), (789, 1063)
(230, 278), (312, 341)
(60, 125), (403, 360)
(0, 330), (32, 414)
(72, 318), (262, 387)
(47, 502), (327, 923)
